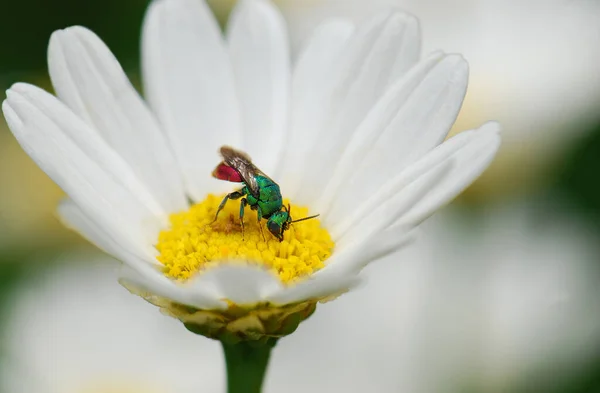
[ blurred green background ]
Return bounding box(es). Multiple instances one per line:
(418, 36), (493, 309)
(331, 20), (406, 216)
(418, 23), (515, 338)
(1, 0), (600, 392)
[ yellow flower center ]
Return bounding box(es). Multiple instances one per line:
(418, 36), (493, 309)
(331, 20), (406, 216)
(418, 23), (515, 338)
(156, 194), (334, 284)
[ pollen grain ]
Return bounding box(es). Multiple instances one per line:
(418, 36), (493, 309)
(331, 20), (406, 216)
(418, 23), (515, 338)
(156, 194), (334, 284)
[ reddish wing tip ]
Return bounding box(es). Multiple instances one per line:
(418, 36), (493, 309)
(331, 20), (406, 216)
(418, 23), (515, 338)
(212, 162), (243, 183)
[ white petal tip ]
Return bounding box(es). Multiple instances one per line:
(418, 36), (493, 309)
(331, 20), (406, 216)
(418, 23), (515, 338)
(387, 9), (419, 26)
(479, 121), (502, 135)
(48, 26), (91, 53)
(1, 100), (19, 125)
(187, 263), (285, 305)
(444, 53), (469, 71)
(7, 82), (33, 95)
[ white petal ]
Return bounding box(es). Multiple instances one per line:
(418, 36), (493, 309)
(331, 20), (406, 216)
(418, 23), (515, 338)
(385, 11), (421, 84)
(227, 0), (291, 174)
(119, 265), (227, 310)
(265, 271), (360, 305)
(48, 26), (188, 213)
(359, 226), (421, 266)
(320, 53), (468, 223)
(3, 84), (165, 249)
(187, 264), (285, 305)
(142, 0), (242, 200)
(56, 202), (192, 307)
(328, 126), (485, 238)
(315, 52), (445, 213)
(57, 199), (157, 262)
(334, 157), (452, 247)
(292, 11), (421, 205)
(277, 18), (355, 191)
(312, 226), (418, 280)
(398, 122), (501, 226)
(295, 164), (444, 288)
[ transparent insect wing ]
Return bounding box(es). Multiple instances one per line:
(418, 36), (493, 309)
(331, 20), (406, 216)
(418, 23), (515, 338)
(219, 146), (262, 196)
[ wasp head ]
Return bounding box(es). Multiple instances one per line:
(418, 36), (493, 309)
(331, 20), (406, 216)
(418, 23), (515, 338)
(267, 211), (292, 242)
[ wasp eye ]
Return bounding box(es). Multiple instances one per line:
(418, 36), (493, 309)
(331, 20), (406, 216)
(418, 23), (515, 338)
(267, 220), (281, 237)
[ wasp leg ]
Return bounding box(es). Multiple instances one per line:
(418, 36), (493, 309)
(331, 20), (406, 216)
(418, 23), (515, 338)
(212, 189), (245, 223)
(256, 205), (266, 242)
(239, 198), (248, 240)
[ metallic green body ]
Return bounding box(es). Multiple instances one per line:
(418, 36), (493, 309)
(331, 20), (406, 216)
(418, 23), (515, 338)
(214, 175), (291, 241)
(243, 176), (283, 219)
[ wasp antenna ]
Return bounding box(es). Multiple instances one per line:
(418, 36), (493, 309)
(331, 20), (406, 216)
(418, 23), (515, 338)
(291, 214), (320, 224)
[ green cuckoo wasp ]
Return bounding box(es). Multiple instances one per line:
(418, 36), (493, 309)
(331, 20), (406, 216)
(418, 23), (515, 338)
(211, 146), (319, 241)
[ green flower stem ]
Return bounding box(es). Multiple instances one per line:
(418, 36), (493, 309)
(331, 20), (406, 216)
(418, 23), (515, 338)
(221, 340), (276, 393)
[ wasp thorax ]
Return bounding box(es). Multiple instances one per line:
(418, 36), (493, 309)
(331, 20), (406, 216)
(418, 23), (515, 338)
(155, 194), (334, 284)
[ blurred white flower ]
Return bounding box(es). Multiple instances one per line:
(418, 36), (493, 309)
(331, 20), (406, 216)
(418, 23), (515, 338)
(4, 202), (599, 392)
(277, 0), (600, 193)
(397, 203), (600, 392)
(2, 0), (499, 339)
(1, 254), (223, 393)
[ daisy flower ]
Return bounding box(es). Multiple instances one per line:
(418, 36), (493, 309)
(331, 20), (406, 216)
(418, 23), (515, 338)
(4, 202), (599, 393)
(2, 0), (499, 344)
